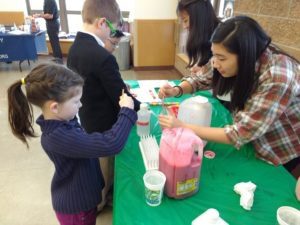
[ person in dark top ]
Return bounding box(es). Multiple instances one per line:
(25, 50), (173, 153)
(101, 28), (125, 207)
(67, 0), (140, 210)
(34, 0), (63, 64)
(177, 0), (220, 74)
(68, 0), (140, 133)
(7, 63), (137, 225)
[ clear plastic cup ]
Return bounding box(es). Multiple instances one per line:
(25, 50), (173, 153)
(143, 170), (166, 206)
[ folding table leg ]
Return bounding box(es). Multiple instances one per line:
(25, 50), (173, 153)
(19, 60), (23, 72)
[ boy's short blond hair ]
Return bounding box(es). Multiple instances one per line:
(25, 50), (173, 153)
(82, 0), (121, 24)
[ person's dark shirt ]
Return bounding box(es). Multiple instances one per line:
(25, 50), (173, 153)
(43, 0), (59, 21)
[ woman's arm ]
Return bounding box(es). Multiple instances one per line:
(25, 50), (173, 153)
(185, 124), (231, 144)
(158, 80), (194, 99)
(159, 115), (231, 144)
(158, 60), (213, 99)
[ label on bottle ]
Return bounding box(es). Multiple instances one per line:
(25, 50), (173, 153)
(176, 178), (198, 195)
(137, 121), (149, 126)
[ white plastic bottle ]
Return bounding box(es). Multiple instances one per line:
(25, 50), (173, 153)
(177, 96), (212, 146)
(137, 103), (151, 137)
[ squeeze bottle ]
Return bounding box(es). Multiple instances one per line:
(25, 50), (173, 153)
(137, 103), (151, 137)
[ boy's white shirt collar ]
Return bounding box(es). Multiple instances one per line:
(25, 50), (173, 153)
(81, 30), (105, 47)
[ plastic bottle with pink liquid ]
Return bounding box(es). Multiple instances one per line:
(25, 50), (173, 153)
(159, 128), (203, 199)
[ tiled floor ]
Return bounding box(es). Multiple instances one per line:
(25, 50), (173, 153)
(0, 56), (181, 225)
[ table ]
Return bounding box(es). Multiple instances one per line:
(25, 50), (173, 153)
(113, 80), (299, 225)
(0, 30), (47, 71)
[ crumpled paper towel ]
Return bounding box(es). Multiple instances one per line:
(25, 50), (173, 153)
(234, 181), (256, 210)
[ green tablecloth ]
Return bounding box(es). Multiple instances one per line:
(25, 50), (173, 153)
(113, 80), (299, 225)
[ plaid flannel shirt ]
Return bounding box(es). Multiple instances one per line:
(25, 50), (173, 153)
(182, 46), (300, 165)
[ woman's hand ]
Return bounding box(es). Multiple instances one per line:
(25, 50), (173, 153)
(159, 114), (183, 129)
(158, 83), (179, 99)
(119, 91), (134, 109)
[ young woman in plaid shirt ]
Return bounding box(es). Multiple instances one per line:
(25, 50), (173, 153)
(158, 16), (299, 177)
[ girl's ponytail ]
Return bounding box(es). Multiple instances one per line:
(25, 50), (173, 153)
(7, 79), (36, 147)
(7, 63), (84, 147)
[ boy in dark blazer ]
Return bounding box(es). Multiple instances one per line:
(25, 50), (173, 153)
(68, 0), (139, 133)
(67, 0), (140, 211)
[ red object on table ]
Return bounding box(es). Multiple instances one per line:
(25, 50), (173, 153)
(168, 105), (179, 117)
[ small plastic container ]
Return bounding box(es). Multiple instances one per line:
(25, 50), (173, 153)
(192, 208), (229, 225)
(277, 206), (300, 225)
(137, 103), (151, 137)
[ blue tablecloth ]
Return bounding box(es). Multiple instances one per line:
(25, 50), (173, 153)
(0, 30), (47, 63)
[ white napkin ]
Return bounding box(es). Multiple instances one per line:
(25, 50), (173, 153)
(234, 181), (256, 210)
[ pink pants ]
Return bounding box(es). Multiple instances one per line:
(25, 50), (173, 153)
(55, 208), (97, 225)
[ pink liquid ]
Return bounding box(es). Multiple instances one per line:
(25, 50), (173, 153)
(159, 144), (202, 199)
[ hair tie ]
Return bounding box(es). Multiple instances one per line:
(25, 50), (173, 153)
(21, 78), (26, 85)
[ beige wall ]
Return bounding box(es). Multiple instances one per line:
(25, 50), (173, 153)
(131, 0), (177, 19)
(234, 0), (300, 60)
(131, 1), (178, 67)
(0, 0), (26, 12)
(0, 0), (178, 20)
(0, 11), (25, 26)
(133, 19), (176, 67)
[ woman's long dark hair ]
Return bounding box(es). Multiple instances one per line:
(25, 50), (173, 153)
(211, 16), (271, 111)
(177, 0), (220, 68)
(7, 63), (84, 147)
